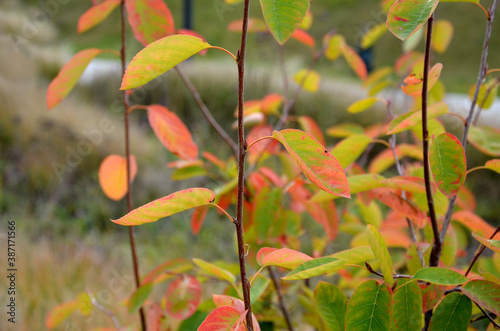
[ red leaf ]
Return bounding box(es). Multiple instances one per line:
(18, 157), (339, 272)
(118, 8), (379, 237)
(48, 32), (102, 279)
(191, 205), (210, 235)
(77, 0), (120, 33)
(98, 154), (138, 201)
(165, 276), (201, 320)
(47, 49), (103, 109)
(247, 124), (279, 164)
(401, 63), (442, 96)
(213, 295), (245, 314)
(147, 105), (198, 160)
(126, 0), (175, 46)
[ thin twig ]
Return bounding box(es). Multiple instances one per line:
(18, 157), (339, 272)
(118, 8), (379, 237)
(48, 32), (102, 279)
(268, 268), (295, 331)
(235, 0), (253, 329)
(119, 1), (145, 329)
(421, 15), (441, 268)
(474, 301), (500, 329)
(86, 288), (122, 330)
(465, 223), (500, 276)
(439, 0), (499, 244)
(175, 65), (238, 156)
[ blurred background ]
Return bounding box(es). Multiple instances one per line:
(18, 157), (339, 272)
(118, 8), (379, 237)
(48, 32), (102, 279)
(0, 0), (499, 329)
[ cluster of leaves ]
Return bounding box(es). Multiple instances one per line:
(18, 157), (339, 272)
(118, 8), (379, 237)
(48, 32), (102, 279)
(46, 0), (500, 330)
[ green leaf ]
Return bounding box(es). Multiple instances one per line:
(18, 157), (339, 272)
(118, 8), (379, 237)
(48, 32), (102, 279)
(468, 126), (500, 156)
(128, 282), (153, 314)
(257, 247), (312, 270)
(430, 133), (467, 197)
(313, 281), (348, 331)
(282, 257), (346, 281)
(193, 259), (236, 284)
(125, 0), (175, 46)
(461, 280), (500, 316)
(259, 0), (310, 45)
(392, 279), (423, 331)
(47, 48), (104, 109)
(272, 129), (350, 198)
(254, 187), (282, 243)
(345, 280), (393, 331)
(111, 188), (215, 226)
(331, 134), (372, 168)
(414, 267), (468, 286)
(428, 292), (472, 331)
(121, 35), (212, 90)
(366, 225), (394, 284)
(387, 102), (449, 135)
(310, 174), (386, 203)
(331, 246), (375, 264)
(485, 159), (500, 174)
(77, 0), (120, 33)
(250, 275), (271, 304)
(387, 0), (439, 41)
(472, 232), (500, 254)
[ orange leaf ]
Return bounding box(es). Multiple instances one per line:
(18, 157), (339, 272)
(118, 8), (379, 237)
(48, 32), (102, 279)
(47, 49), (103, 109)
(261, 93), (284, 114)
(98, 154), (138, 201)
(372, 188), (426, 227)
(297, 116), (326, 146)
(452, 210), (496, 238)
(77, 0), (120, 33)
(191, 205), (210, 235)
(291, 29), (315, 48)
(401, 63), (443, 96)
(305, 201), (338, 240)
(46, 300), (79, 329)
(247, 124), (279, 164)
(111, 188), (215, 226)
(147, 105), (198, 160)
(257, 247), (312, 269)
(341, 44), (367, 81)
(228, 18), (268, 33)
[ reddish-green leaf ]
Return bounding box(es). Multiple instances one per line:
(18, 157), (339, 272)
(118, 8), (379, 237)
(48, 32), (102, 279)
(147, 105), (198, 160)
(128, 282), (154, 314)
(305, 201), (339, 240)
(430, 133), (467, 197)
(341, 44), (368, 80)
(46, 300), (79, 329)
(387, 0), (439, 40)
(345, 280), (393, 331)
(331, 134), (372, 168)
(313, 281), (347, 331)
(98, 154), (138, 201)
(366, 224), (394, 284)
(272, 129), (350, 198)
(392, 279), (423, 331)
(165, 276), (201, 320)
(294, 69), (320, 92)
(47, 48), (103, 109)
(468, 126), (500, 156)
(197, 306), (244, 331)
(282, 257), (346, 280)
(431, 20), (454, 54)
(193, 259), (235, 284)
(401, 63), (443, 96)
(121, 35), (212, 90)
(420, 283), (445, 313)
(427, 292), (472, 331)
(126, 0), (175, 46)
(297, 116), (326, 146)
(213, 295), (245, 313)
(77, 0), (120, 33)
(372, 189), (426, 227)
(462, 280), (500, 316)
(472, 232), (500, 254)
(259, 0), (310, 45)
(414, 267), (468, 286)
(111, 188), (215, 226)
(452, 210), (496, 238)
(387, 102), (449, 135)
(257, 247), (312, 270)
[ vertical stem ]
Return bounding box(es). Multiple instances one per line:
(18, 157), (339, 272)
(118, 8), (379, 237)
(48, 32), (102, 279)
(421, 15), (441, 268)
(120, 2), (146, 330)
(439, 0), (499, 243)
(236, 0), (253, 329)
(268, 268), (295, 331)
